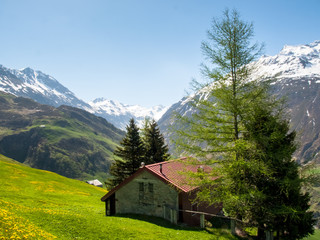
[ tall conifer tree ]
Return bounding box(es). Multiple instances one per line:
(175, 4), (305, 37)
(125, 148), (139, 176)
(243, 106), (314, 239)
(107, 118), (145, 188)
(144, 119), (170, 164)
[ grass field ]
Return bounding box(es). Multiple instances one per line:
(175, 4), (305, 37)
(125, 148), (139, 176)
(0, 154), (239, 239)
(304, 230), (320, 240)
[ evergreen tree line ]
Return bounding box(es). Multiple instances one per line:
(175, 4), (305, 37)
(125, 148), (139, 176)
(107, 118), (170, 188)
(174, 9), (315, 239)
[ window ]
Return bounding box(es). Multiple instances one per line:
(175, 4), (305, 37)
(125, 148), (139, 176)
(139, 182), (144, 202)
(139, 182), (144, 192)
(148, 183), (153, 193)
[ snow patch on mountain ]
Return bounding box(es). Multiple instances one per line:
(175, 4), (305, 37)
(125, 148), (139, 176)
(0, 65), (89, 109)
(177, 40), (320, 110)
(89, 98), (169, 128)
(251, 40), (320, 80)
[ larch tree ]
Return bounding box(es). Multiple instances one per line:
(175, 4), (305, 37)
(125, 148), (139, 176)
(173, 9), (314, 239)
(107, 118), (145, 188)
(175, 9), (264, 158)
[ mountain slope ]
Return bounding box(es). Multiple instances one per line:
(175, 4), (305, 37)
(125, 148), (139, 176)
(0, 65), (90, 109)
(159, 40), (320, 164)
(0, 91), (124, 179)
(250, 40), (320, 79)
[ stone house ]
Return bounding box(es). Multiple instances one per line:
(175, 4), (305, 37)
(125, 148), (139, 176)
(101, 159), (221, 226)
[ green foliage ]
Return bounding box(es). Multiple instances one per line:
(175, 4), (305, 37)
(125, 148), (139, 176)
(174, 9), (266, 160)
(107, 118), (145, 188)
(0, 155), (238, 240)
(302, 164), (320, 229)
(173, 9), (314, 239)
(108, 118), (170, 188)
(143, 119), (170, 164)
(243, 106), (315, 238)
(174, 8), (268, 204)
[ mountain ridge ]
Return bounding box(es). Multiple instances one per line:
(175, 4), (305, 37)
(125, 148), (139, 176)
(0, 65), (167, 130)
(89, 97), (168, 129)
(250, 40), (320, 80)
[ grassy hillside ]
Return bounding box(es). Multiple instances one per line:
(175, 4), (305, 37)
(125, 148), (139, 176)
(0, 155), (239, 239)
(304, 230), (320, 240)
(0, 91), (124, 180)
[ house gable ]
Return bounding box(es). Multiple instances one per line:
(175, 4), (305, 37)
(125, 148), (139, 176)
(114, 170), (179, 217)
(101, 167), (145, 201)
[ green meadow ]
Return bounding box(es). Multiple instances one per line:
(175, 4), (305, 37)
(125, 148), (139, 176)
(0, 155), (239, 240)
(304, 231), (320, 240)
(1, 154), (318, 239)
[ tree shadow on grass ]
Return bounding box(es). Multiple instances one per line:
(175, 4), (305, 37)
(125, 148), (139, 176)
(115, 214), (244, 239)
(116, 213), (202, 231)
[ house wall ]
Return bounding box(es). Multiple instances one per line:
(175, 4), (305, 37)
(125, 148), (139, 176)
(179, 191), (222, 226)
(115, 170), (179, 218)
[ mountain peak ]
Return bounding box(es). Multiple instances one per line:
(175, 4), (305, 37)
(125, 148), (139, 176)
(0, 64), (90, 110)
(308, 40), (320, 48)
(280, 41), (320, 57)
(20, 67), (36, 76)
(21, 66), (34, 71)
(251, 40), (320, 79)
(92, 97), (106, 103)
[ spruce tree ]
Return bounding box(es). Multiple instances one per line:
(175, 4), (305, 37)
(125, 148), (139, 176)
(244, 106), (314, 239)
(143, 119), (170, 164)
(107, 118), (145, 188)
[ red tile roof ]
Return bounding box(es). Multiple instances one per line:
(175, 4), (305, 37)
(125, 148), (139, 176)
(101, 158), (211, 201)
(145, 159), (209, 192)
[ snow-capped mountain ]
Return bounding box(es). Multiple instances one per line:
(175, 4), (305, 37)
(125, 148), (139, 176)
(0, 65), (91, 109)
(251, 40), (320, 79)
(89, 98), (168, 129)
(0, 65), (168, 130)
(158, 40), (320, 164)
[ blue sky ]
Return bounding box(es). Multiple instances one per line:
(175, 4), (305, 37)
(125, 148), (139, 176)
(0, 0), (319, 107)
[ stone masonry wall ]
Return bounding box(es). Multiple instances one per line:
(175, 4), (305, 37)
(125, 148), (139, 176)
(116, 170), (178, 218)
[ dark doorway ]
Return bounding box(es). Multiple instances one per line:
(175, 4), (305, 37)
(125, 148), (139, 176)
(106, 193), (116, 216)
(178, 194), (183, 222)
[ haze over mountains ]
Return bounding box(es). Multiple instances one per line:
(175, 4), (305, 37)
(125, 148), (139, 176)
(1, 40), (320, 164)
